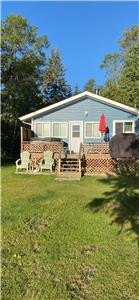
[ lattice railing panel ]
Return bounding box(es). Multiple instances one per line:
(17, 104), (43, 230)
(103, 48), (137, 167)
(82, 154), (113, 174)
(82, 155), (139, 175)
(113, 159), (139, 174)
(81, 143), (109, 155)
(21, 143), (64, 154)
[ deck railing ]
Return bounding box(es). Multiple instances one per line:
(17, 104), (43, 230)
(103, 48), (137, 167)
(21, 141), (64, 154)
(81, 143), (109, 155)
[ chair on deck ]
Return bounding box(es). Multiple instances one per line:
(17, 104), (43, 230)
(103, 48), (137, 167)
(16, 151), (31, 172)
(39, 151), (54, 173)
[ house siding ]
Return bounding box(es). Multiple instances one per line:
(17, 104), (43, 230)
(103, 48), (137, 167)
(33, 97), (139, 144)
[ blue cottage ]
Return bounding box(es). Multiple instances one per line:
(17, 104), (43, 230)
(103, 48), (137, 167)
(19, 91), (139, 153)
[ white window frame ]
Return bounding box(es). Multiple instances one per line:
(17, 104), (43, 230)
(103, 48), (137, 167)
(35, 122), (50, 137)
(52, 122), (68, 138)
(113, 120), (135, 136)
(84, 122), (101, 138)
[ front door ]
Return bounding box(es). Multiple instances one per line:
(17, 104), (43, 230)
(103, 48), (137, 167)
(69, 121), (83, 153)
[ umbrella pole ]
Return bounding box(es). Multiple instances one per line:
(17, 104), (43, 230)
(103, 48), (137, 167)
(101, 133), (103, 143)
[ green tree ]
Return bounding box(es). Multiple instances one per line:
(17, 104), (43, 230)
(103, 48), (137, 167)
(100, 53), (122, 101)
(100, 79), (121, 101)
(100, 53), (122, 87)
(83, 78), (96, 93)
(119, 29), (139, 106)
(119, 25), (139, 50)
(74, 83), (80, 95)
(43, 48), (72, 103)
(100, 25), (139, 107)
(1, 15), (49, 160)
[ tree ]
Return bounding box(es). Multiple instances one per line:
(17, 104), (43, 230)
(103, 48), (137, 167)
(100, 25), (139, 107)
(83, 78), (96, 93)
(118, 25), (139, 106)
(74, 83), (80, 95)
(43, 48), (72, 103)
(1, 15), (49, 160)
(100, 53), (122, 87)
(100, 79), (121, 101)
(100, 53), (122, 101)
(119, 25), (139, 50)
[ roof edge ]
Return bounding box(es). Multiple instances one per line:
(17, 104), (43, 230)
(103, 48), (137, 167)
(19, 91), (138, 121)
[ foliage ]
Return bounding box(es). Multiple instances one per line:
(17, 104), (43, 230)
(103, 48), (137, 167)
(120, 43), (139, 106)
(100, 79), (121, 101)
(83, 78), (96, 93)
(43, 48), (72, 103)
(101, 25), (139, 107)
(1, 15), (49, 120)
(1, 15), (49, 161)
(2, 166), (139, 300)
(74, 83), (80, 95)
(100, 53), (122, 89)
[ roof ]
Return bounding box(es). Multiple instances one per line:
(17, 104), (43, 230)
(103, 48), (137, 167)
(19, 91), (138, 121)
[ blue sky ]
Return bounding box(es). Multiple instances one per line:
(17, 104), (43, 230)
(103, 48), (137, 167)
(2, 1), (139, 91)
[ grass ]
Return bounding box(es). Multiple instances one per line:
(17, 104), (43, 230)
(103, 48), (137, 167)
(2, 165), (139, 300)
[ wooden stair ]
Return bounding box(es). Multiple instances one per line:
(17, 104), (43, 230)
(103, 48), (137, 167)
(56, 156), (81, 180)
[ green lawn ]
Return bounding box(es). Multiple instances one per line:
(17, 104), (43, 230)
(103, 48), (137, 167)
(2, 166), (139, 300)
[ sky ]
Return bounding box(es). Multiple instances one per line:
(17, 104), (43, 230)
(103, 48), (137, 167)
(2, 1), (139, 91)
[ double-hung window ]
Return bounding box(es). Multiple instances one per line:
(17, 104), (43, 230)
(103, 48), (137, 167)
(36, 122), (50, 137)
(85, 122), (100, 138)
(113, 120), (134, 135)
(52, 122), (67, 138)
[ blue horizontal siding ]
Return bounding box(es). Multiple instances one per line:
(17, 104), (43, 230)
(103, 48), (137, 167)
(33, 97), (139, 144)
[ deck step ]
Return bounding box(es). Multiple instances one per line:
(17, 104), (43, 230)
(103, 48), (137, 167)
(61, 165), (79, 168)
(61, 159), (79, 162)
(60, 170), (79, 172)
(61, 163), (79, 166)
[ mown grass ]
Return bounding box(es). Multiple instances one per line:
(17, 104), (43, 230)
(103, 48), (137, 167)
(2, 165), (139, 300)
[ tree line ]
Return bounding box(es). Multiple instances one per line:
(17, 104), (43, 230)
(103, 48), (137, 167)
(1, 15), (139, 161)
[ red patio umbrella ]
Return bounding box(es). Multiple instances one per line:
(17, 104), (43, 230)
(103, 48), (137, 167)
(99, 114), (106, 133)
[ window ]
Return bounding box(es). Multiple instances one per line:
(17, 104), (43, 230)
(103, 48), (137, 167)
(115, 122), (123, 134)
(114, 121), (134, 135)
(72, 125), (80, 137)
(85, 122), (100, 138)
(36, 122), (50, 137)
(124, 122), (133, 133)
(52, 123), (67, 138)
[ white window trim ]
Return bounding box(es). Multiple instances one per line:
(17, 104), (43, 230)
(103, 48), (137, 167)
(35, 122), (51, 137)
(52, 122), (68, 138)
(113, 120), (135, 136)
(84, 122), (101, 138)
